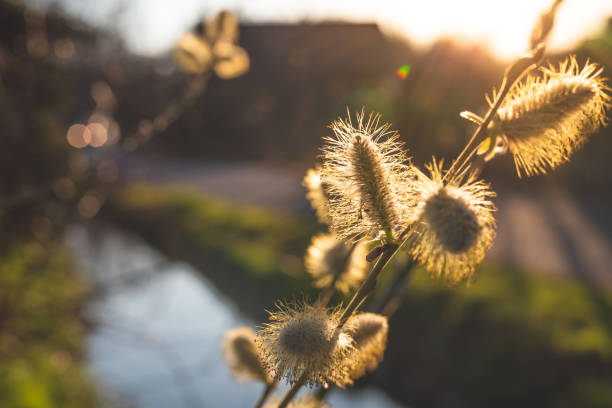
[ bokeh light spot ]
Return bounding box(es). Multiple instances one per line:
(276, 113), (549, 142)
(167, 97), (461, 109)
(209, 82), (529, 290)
(90, 81), (117, 111)
(66, 124), (91, 148)
(87, 122), (108, 147)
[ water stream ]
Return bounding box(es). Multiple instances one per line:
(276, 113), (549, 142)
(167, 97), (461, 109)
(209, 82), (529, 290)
(66, 224), (405, 408)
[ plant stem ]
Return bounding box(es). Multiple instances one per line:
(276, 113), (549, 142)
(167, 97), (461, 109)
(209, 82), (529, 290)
(254, 383), (275, 408)
(337, 243), (399, 328)
(445, 45), (544, 182)
(444, 83), (507, 183)
(369, 258), (415, 315)
(277, 243), (399, 408)
(315, 258), (415, 402)
(255, 241), (358, 408)
(277, 373), (308, 408)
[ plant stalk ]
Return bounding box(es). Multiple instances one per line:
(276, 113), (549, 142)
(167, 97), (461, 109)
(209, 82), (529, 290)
(337, 243), (399, 328)
(369, 258), (415, 315)
(277, 373), (308, 408)
(445, 45), (545, 182)
(256, 242), (357, 408)
(254, 383), (275, 408)
(277, 243), (399, 407)
(315, 257), (416, 402)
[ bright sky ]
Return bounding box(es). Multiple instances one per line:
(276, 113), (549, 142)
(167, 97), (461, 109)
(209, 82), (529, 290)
(31, 0), (612, 60)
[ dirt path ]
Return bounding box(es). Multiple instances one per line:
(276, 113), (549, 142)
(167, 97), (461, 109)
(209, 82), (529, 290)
(490, 190), (612, 285)
(122, 156), (612, 286)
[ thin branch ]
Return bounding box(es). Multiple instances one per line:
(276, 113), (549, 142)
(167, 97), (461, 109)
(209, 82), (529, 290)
(445, 44), (545, 182)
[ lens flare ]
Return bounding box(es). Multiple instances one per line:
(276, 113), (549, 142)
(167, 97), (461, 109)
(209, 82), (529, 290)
(395, 64), (411, 80)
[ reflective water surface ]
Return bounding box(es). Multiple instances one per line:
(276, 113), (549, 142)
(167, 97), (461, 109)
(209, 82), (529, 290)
(66, 224), (405, 408)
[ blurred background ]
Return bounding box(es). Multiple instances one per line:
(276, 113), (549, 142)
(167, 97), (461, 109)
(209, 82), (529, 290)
(1, 0), (612, 407)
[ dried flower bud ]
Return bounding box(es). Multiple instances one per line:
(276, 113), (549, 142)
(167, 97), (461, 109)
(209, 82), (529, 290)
(407, 161), (496, 284)
(321, 110), (416, 243)
(343, 313), (388, 383)
(212, 41), (250, 79)
(304, 233), (369, 294)
(303, 167), (332, 225)
(489, 56), (610, 177)
(222, 327), (271, 384)
(174, 32), (212, 74)
(256, 302), (353, 388)
(205, 10), (239, 44)
(529, 0), (562, 50)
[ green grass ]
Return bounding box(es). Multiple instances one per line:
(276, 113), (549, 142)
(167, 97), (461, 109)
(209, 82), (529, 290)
(107, 184), (321, 318)
(409, 263), (612, 357)
(108, 183), (612, 407)
(0, 242), (99, 408)
(384, 263), (612, 407)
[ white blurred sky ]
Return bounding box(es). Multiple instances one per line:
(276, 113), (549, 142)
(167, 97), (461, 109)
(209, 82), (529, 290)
(29, 0), (612, 60)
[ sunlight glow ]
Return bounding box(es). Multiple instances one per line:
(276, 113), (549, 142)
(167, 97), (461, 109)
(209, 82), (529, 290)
(235, 0), (612, 59)
(32, 0), (612, 60)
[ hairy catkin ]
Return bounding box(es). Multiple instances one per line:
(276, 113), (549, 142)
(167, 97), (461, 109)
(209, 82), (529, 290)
(489, 56), (610, 177)
(320, 110), (416, 243)
(407, 161), (496, 284)
(256, 302), (353, 388)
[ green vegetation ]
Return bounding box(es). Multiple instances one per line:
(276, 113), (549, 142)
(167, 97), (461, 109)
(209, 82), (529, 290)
(107, 184), (321, 318)
(108, 183), (612, 407)
(0, 242), (98, 408)
(389, 263), (612, 407)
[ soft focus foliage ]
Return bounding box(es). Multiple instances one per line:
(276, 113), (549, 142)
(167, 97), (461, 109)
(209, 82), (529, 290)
(387, 263), (612, 407)
(174, 32), (213, 74)
(304, 233), (368, 294)
(303, 167), (332, 225)
(109, 184), (316, 282)
(0, 243), (98, 408)
(174, 10), (250, 78)
(343, 313), (388, 382)
(223, 327), (271, 384)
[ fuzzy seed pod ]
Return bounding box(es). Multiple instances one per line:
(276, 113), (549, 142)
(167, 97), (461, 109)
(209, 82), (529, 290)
(320, 110), (416, 243)
(265, 395), (329, 408)
(343, 313), (388, 383)
(407, 161), (496, 284)
(256, 301), (353, 388)
(488, 56), (610, 177)
(222, 327), (271, 384)
(304, 233), (368, 294)
(303, 167), (332, 225)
